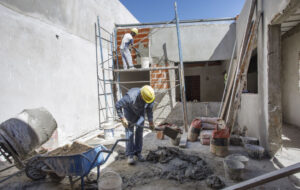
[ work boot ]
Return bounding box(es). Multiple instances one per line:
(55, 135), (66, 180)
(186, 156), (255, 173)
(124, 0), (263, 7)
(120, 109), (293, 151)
(135, 154), (145, 162)
(127, 156), (135, 165)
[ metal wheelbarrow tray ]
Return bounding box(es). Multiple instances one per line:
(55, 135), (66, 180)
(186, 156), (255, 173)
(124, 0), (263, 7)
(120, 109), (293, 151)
(25, 138), (128, 189)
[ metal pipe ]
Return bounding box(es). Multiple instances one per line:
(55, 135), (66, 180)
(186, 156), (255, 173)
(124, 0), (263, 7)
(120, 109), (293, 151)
(116, 17), (236, 27)
(100, 37), (112, 43)
(95, 23), (101, 128)
(175, 2), (189, 132)
(114, 27), (122, 100)
(108, 80), (179, 84)
(97, 16), (109, 122)
(110, 34), (115, 120)
(100, 26), (112, 34)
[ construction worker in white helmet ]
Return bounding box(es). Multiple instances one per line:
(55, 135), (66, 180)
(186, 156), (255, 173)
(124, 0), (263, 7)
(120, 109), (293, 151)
(115, 85), (155, 165)
(119, 28), (139, 69)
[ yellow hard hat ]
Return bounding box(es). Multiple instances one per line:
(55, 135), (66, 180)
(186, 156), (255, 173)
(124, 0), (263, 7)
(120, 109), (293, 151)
(141, 85), (155, 103)
(131, 28), (138, 35)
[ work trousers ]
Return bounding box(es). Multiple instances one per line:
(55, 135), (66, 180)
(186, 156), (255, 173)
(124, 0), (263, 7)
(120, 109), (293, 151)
(120, 48), (133, 69)
(125, 122), (144, 157)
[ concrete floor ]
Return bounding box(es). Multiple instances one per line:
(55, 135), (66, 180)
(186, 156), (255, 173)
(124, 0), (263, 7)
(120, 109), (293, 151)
(274, 123), (300, 187)
(0, 125), (299, 189)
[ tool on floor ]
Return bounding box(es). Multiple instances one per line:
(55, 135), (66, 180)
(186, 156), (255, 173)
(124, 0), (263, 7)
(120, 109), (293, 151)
(133, 123), (182, 140)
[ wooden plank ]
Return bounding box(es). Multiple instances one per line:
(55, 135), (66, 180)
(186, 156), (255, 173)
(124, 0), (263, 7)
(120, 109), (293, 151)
(219, 0), (257, 119)
(223, 163), (300, 190)
(113, 66), (178, 72)
(271, 0), (300, 25)
(226, 13), (261, 129)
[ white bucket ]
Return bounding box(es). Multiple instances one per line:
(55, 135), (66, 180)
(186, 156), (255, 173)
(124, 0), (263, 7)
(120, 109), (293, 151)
(102, 121), (115, 140)
(141, 57), (150, 68)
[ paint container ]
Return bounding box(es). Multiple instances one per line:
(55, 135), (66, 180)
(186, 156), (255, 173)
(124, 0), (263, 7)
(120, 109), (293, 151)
(98, 170), (122, 190)
(225, 154), (249, 167)
(210, 128), (230, 157)
(223, 159), (245, 181)
(141, 57), (150, 68)
(188, 118), (201, 142)
(210, 138), (229, 157)
(102, 121), (115, 140)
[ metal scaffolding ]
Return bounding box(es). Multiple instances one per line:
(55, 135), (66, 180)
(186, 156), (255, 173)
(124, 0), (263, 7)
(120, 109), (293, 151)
(94, 3), (233, 130)
(95, 16), (115, 128)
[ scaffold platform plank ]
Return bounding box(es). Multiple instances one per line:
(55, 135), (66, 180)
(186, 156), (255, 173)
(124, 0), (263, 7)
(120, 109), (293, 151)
(113, 66), (178, 72)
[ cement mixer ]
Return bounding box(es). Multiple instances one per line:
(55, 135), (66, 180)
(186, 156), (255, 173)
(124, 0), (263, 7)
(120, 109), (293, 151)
(0, 107), (57, 168)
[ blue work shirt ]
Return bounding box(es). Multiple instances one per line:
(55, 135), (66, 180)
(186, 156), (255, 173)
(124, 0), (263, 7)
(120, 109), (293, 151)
(115, 88), (154, 126)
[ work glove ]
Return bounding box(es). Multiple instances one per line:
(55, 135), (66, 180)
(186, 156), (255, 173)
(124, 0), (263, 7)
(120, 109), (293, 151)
(149, 122), (155, 131)
(121, 118), (128, 128)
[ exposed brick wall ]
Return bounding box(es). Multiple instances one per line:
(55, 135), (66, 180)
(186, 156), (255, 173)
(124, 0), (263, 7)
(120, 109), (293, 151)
(116, 27), (170, 90)
(150, 63), (170, 90)
(116, 28), (150, 67)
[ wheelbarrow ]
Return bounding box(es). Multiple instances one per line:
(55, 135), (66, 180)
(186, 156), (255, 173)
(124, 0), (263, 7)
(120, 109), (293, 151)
(24, 138), (128, 189)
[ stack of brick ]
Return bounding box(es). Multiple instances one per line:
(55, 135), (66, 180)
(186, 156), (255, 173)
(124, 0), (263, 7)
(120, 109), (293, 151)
(116, 28), (150, 67)
(116, 27), (171, 91)
(150, 63), (170, 90)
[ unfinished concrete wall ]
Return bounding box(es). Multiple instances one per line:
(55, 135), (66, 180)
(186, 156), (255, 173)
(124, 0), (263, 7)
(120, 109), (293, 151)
(237, 94), (260, 137)
(165, 102), (220, 125)
(282, 26), (300, 128)
(150, 23), (236, 62)
(0, 0), (138, 146)
(0, 0), (137, 44)
(236, 0), (291, 154)
(184, 62), (225, 102)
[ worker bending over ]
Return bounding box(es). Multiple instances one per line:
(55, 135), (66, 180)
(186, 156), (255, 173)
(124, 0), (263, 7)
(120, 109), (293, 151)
(115, 85), (155, 165)
(120, 28), (138, 69)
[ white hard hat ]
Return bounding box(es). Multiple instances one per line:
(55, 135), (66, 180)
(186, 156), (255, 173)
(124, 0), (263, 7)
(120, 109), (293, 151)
(131, 28), (138, 35)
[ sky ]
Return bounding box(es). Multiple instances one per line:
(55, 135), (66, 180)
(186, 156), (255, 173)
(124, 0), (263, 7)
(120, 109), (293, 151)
(119, 0), (246, 23)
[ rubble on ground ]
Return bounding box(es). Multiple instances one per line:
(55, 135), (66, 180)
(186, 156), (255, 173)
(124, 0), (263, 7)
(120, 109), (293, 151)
(206, 175), (225, 189)
(121, 146), (213, 188)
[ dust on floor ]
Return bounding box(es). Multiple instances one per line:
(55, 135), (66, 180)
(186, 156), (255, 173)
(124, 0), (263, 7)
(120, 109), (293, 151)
(0, 131), (299, 190)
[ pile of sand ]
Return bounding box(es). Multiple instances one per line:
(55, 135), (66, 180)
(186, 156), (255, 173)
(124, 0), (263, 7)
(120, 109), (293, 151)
(48, 141), (93, 156)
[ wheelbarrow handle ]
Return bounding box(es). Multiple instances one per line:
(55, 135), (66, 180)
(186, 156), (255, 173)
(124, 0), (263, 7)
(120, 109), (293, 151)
(109, 138), (129, 156)
(83, 138), (129, 177)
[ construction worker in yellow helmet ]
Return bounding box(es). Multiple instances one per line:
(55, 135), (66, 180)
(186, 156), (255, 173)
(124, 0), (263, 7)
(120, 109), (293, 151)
(115, 85), (155, 165)
(120, 28), (139, 70)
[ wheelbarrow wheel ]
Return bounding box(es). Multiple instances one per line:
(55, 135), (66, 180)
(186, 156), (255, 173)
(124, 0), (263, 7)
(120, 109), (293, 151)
(25, 157), (47, 180)
(49, 173), (65, 183)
